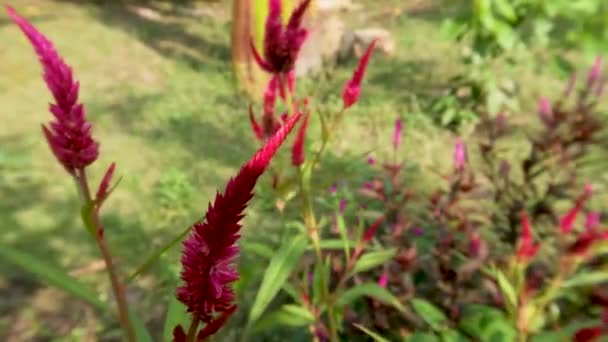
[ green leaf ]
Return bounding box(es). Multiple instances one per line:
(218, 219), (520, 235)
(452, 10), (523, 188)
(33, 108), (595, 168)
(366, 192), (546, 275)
(493, 0), (517, 22)
(317, 239), (357, 251)
(459, 304), (516, 342)
(494, 270), (517, 309)
(440, 329), (469, 342)
(312, 256), (330, 305)
(248, 234), (308, 324)
(338, 283), (405, 312)
(130, 311), (153, 342)
(127, 225), (191, 283)
(406, 332), (440, 342)
(163, 296), (189, 341)
(353, 323), (391, 342)
(335, 214), (351, 260)
(562, 271), (608, 288)
(242, 241), (275, 259)
(410, 298), (447, 331)
(0, 245), (106, 310)
(254, 304), (314, 332)
(351, 248), (397, 275)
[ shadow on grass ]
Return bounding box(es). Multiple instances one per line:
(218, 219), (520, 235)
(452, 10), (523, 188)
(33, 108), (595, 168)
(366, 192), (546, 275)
(57, 0), (230, 71)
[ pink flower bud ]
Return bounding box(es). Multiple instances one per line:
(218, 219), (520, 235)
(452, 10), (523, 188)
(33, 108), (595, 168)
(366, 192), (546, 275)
(291, 113), (309, 166)
(393, 117), (403, 150)
(538, 96), (553, 126)
(516, 212), (539, 262)
(95, 162), (116, 203)
(585, 212), (601, 231)
(378, 273), (388, 288)
(453, 138), (468, 171)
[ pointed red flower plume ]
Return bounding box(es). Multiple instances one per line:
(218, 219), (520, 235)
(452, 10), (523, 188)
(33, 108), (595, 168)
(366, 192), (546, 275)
(516, 212), (540, 262)
(95, 162), (116, 204)
(249, 106), (264, 141)
(393, 117), (403, 151)
(7, 5), (99, 174)
(251, 0), (311, 75)
(560, 185), (593, 234)
(342, 40), (377, 109)
(177, 113), (301, 326)
(291, 113), (309, 166)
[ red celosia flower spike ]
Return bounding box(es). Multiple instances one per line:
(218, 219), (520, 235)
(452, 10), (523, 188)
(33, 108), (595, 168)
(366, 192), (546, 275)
(342, 40), (377, 109)
(7, 5), (99, 174)
(516, 212), (540, 262)
(362, 216), (385, 243)
(393, 117), (403, 151)
(453, 138), (468, 172)
(251, 0), (311, 75)
(559, 185), (593, 234)
(291, 113), (309, 166)
(177, 113), (301, 326)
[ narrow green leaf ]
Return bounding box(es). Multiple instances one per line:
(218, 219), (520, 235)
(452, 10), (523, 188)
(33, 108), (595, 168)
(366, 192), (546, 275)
(248, 234), (308, 324)
(127, 225), (191, 283)
(493, 0), (517, 22)
(495, 270), (517, 309)
(0, 245), (106, 310)
(351, 249), (397, 275)
(163, 295), (190, 341)
(335, 214), (351, 260)
(337, 283), (405, 312)
(316, 239), (357, 251)
(130, 310), (153, 342)
(254, 304), (314, 332)
(410, 298), (447, 331)
(562, 271), (608, 288)
(242, 241), (275, 259)
(407, 332), (440, 342)
(353, 323), (391, 342)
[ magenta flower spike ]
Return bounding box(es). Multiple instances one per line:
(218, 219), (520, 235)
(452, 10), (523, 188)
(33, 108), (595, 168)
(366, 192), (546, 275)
(560, 185), (593, 235)
(342, 40), (377, 109)
(585, 212), (601, 231)
(177, 113), (301, 327)
(393, 117), (403, 151)
(453, 138), (468, 172)
(251, 0), (311, 75)
(291, 113), (309, 166)
(587, 57), (604, 89)
(378, 273), (388, 288)
(7, 5), (99, 174)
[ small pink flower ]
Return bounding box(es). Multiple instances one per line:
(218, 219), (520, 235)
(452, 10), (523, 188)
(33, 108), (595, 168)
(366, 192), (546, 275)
(367, 156), (376, 165)
(342, 40), (376, 109)
(538, 96), (552, 126)
(586, 212), (601, 230)
(378, 273), (388, 288)
(329, 184), (337, 194)
(587, 57), (604, 89)
(453, 138), (468, 172)
(393, 117), (403, 150)
(339, 199), (348, 214)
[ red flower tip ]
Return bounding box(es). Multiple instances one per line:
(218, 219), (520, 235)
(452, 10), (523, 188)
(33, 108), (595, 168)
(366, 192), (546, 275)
(95, 162), (116, 203)
(573, 327), (603, 342)
(197, 305), (237, 340)
(468, 231), (485, 258)
(253, 0), (311, 75)
(362, 216), (385, 243)
(560, 185), (593, 234)
(9, 6), (99, 174)
(342, 40), (377, 109)
(249, 106), (264, 141)
(516, 212), (539, 262)
(177, 113), (301, 323)
(172, 325), (186, 342)
(291, 113), (309, 166)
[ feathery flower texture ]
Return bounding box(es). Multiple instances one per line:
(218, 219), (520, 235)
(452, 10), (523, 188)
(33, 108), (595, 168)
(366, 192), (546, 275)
(251, 0), (311, 75)
(7, 6), (98, 174)
(177, 113), (301, 325)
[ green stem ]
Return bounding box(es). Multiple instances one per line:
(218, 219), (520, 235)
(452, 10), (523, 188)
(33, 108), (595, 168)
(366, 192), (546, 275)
(186, 316), (200, 342)
(76, 168), (137, 342)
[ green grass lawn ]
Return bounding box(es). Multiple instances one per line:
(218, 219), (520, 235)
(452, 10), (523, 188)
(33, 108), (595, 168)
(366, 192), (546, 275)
(1, 1), (605, 340)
